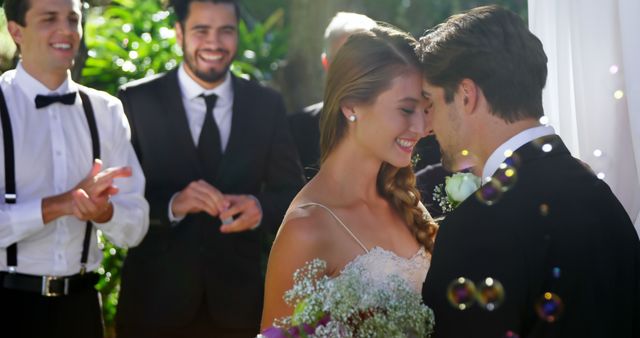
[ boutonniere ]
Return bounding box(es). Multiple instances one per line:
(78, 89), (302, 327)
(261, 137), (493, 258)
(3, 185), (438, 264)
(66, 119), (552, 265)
(433, 172), (481, 213)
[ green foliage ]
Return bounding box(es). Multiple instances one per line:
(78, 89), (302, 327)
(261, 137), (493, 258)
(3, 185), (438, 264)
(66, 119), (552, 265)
(94, 234), (125, 337)
(233, 8), (288, 84)
(82, 0), (181, 94)
(0, 8), (17, 72)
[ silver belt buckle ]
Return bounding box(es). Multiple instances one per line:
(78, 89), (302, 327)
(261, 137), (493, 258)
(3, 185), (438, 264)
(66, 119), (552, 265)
(41, 275), (69, 297)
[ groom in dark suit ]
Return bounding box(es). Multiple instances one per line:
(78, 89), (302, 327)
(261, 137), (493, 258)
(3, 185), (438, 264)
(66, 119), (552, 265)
(418, 5), (640, 338)
(114, 0), (304, 337)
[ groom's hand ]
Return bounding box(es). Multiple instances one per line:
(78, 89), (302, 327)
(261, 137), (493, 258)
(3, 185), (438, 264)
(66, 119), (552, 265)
(218, 194), (262, 233)
(171, 180), (229, 218)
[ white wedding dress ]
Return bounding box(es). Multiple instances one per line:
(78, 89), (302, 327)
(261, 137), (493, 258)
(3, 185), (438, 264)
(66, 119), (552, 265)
(298, 203), (430, 294)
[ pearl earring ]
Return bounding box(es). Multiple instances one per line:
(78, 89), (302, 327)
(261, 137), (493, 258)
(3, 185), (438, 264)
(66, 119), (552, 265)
(348, 115), (357, 122)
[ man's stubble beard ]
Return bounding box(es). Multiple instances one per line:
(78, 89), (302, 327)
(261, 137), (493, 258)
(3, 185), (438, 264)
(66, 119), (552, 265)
(183, 41), (235, 84)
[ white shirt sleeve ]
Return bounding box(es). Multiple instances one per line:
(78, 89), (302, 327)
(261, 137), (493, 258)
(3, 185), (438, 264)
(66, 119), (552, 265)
(92, 98), (149, 248)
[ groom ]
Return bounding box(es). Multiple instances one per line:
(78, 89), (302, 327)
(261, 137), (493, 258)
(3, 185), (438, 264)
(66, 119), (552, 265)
(418, 5), (640, 338)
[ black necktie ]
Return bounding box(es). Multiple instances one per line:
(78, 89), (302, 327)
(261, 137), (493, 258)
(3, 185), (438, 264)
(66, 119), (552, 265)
(35, 92), (77, 109)
(197, 93), (221, 182)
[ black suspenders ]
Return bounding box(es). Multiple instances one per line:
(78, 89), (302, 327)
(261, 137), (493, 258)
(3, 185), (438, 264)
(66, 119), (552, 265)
(0, 88), (100, 275)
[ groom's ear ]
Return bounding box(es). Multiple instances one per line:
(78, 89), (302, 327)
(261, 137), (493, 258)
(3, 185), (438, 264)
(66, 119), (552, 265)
(459, 79), (479, 115)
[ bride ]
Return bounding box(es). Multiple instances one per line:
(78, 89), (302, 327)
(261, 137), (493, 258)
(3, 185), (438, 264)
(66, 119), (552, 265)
(260, 23), (438, 329)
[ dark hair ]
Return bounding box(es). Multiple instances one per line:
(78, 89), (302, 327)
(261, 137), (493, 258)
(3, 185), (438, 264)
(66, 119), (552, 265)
(320, 24), (438, 253)
(417, 5), (548, 122)
(3, 0), (85, 27)
(3, 0), (32, 26)
(170, 0), (239, 27)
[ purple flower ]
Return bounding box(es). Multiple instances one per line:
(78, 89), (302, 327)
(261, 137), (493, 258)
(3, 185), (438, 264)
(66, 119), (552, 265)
(260, 326), (289, 338)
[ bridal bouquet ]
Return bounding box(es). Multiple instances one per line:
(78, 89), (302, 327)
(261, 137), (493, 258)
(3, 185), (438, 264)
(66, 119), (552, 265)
(259, 259), (434, 338)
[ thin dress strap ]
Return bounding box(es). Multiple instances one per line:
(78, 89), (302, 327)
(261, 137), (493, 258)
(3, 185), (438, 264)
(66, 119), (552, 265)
(298, 202), (369, 253)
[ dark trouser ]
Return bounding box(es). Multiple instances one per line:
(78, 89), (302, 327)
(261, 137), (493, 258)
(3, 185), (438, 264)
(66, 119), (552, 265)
(0, 286), (104, 338)
(117, 300), (258, 338)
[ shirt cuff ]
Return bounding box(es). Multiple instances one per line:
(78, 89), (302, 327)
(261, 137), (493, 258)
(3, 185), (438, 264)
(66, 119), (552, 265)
(168, 192), (185, 225)
(248, 195), (262, 230)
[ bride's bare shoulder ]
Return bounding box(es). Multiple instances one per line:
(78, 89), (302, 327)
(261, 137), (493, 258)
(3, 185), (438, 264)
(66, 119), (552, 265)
(276, 200), (337, 248)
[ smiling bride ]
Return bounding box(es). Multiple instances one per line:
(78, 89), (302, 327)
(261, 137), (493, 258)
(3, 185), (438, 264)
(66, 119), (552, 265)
(260, 23), (438, 336)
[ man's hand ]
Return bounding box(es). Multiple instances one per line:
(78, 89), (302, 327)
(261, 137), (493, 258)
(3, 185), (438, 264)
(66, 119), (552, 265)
(218, 195), (262, 233)
(171, 180), (229, 219)
(70, 159), (131, 222)
(42, 159), (132, 224)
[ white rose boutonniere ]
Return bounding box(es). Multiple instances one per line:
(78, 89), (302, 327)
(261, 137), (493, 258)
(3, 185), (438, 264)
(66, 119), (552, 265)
(433, 172), (481, 213)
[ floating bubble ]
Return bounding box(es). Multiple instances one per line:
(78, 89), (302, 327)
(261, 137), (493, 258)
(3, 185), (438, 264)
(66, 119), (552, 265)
(493, 165), (517, 192)
(502, 153), (521, 168)
(614, 90), (624, 100)
(447, 277), (477, 310)
(531, 136), (559, 152)
(539, 204), (550, 217)
(535, 292), (564, 322)
(552, 267), (561, 279)
(504, 331), (520, 338)
(593, 149), (603, 157)
(539, 116), (550, 125)
(609, 65), (619, 74)
(476, 277), (505, 311)
(597, 172), (606, 180)
(476, 178), (503, 206)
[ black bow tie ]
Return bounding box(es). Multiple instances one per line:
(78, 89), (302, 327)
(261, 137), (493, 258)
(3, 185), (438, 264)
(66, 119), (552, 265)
(35, 92), (77, 109)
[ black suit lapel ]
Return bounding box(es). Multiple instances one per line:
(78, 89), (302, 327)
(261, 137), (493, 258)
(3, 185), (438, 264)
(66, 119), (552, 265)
(160, 70), (204, 178)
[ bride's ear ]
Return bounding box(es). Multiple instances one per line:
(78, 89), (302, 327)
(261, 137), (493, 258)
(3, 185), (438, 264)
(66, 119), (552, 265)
(340, 101), (358, 122)
(459, 79), (479, 114)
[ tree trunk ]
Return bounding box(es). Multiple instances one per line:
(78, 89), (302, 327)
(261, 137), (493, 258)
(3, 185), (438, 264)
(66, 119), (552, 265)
(276, 0), (342, 113)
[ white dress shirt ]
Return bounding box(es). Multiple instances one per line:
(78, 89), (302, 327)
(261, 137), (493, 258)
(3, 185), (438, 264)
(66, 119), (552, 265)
(177, 63), (234, 151)
(482, 125), (556, 183)
(0, 63), (149, 276)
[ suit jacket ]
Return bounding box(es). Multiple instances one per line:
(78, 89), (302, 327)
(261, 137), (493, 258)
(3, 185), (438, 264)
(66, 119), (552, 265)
(422, 135), (640, 338)
(288, 101), (322, 181)
(115, 69), (305, 331)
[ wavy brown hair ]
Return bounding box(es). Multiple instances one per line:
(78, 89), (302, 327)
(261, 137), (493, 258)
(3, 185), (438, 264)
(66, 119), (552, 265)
(319, 24), (438, 253)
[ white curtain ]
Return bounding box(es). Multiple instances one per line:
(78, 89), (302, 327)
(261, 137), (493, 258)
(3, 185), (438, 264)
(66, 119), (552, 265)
(529, 0), (640, 235)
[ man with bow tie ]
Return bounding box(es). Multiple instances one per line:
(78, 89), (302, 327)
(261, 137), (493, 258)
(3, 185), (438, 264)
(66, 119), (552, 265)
(0, 0), (149, 337)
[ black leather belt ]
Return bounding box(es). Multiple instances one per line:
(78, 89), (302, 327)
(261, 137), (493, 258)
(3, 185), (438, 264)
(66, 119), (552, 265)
(0, 271), (99, 297)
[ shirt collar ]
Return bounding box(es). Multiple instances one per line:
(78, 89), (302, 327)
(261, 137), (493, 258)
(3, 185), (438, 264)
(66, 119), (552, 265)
(14, 61), (77, 100)
(482, 125), (556, 183)
(177, 63), (233, 105)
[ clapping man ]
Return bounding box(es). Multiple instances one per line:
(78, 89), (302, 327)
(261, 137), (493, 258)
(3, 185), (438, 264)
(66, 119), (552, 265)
(0, 0), (149, 337)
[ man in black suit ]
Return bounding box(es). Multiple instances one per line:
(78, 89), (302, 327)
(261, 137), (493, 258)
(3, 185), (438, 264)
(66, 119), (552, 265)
(288, 12), (375, 180)
(114, 1), (304, 337)
(418, 5), (640, 338)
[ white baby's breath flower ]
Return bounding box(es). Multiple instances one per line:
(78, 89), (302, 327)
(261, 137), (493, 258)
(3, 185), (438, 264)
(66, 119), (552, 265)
(270, 259), (435, 337)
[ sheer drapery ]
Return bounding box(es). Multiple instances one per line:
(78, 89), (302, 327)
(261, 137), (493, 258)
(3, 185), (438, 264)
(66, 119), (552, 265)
(529, 0), (640, 234)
